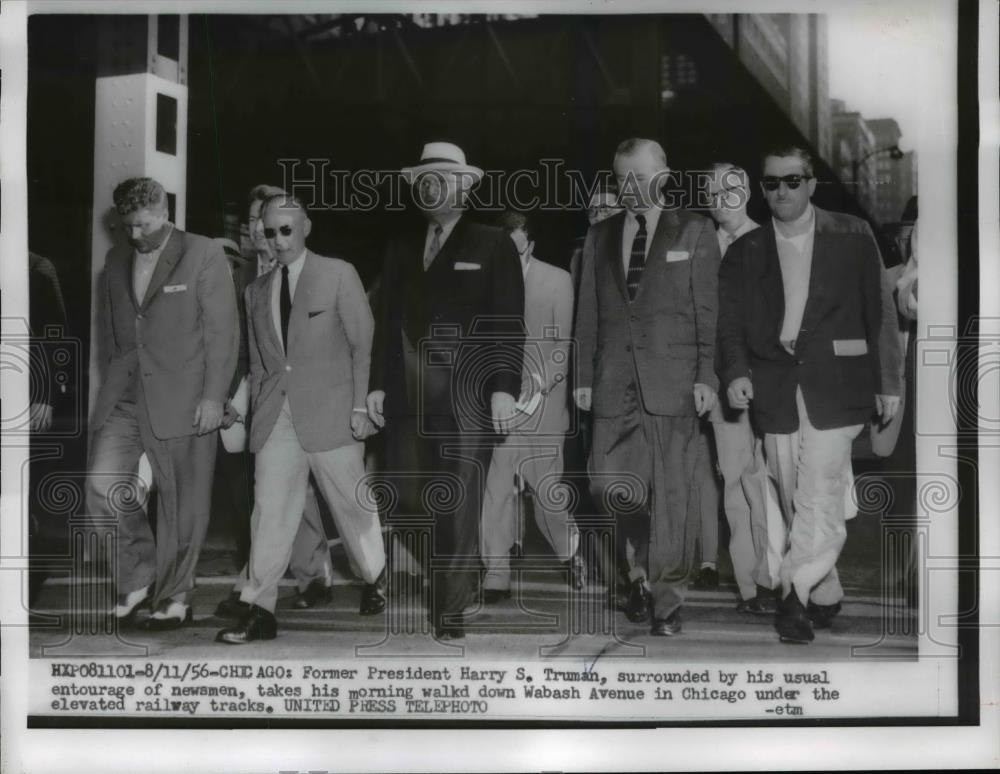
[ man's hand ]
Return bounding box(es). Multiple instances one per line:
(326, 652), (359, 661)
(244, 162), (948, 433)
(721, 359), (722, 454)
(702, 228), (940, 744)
(351, 410), (376, 441)
(573, 387), (592, 412)
(193, 398), (224, 435)
(875, 394), (901, 423)
(693, 383), (717, 417)
(366, 390), (386, 429)
(29, 403), (53, 432)
(220, 400), (242, 429)
(727, 376), (754, 410)
(491, 391), (517, 435)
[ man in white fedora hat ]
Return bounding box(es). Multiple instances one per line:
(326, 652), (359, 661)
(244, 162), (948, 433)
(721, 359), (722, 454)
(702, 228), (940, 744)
(368, 141), (525, 640)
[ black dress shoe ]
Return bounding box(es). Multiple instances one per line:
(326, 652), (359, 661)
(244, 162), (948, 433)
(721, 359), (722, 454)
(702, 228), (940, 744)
(215, 592), (250, 619)
(650, 610), (682, 636)
(737, 593), (777, 616)
(142, 602), (193, 631)
(624, 578), (652, 623)
(564, 549), (587, 590)
(216, 605), (278, 644)
(775, 592), (814, 643)
(807, 600), (842, 629)
(293, 579), (333, 610)
(689, 566), (719, 590)
(108, 586), (152, 627)
(482, 588), (511, 604)
(359, 571), (387, 616)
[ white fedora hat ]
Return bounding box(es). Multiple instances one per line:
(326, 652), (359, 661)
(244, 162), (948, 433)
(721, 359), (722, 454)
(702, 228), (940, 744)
(401, 141), (484, 185)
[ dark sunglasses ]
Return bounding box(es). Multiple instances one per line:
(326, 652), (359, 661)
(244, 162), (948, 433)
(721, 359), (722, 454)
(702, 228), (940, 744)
(761, 175), (811, 191)
(263, 225), (293, 238)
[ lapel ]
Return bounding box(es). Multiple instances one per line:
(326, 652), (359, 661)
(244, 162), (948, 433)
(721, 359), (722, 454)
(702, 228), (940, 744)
(633, 207), (681, 304)
(118, 245), (140, 313)
(797, 206), (831, 347)
(605, 212), (628, 301)
(257, 265), (284, 360)
(139, 227), (182, 310)
(425, 215), (466, 276)
(286, 251), (316, 354)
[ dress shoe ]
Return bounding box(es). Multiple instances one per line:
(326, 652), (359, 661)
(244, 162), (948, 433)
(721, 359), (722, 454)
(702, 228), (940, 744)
(359, 571), (387, 616)
(807, 600), (842, 629)
(509, 542), (524, 562)
(214, 592), (250, 619)
(650, 610), (682, 636)
(624, 578), (652, 623)
(216, 605), (278, 644)
(564, 549), (587, 590)
(142, 600), (192, 631)
(482, 588), (511, 604)
(293, 579), (333, 610)
(737, 592), (777, 616)
(109, 585), (152, 625)
(689, 565), (719, 590)
(775, 592), (814, 643)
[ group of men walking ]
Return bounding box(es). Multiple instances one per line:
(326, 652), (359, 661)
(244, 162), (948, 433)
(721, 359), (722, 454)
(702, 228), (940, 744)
(85, 135), (900, 646)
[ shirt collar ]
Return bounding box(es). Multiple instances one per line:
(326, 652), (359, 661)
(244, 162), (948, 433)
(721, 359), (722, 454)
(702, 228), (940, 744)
(520, 254), (532, 279)
(720, 216), (758, 240)
(626, 203), (662, 234)
(281, 249), (307, 279)
(429, 215), (461, 245)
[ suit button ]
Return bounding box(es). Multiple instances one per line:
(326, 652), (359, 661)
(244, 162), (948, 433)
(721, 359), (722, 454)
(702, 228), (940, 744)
(625, 345), (632, 353)
(796, 359), (804, 366)
(285, 365), (292, 371)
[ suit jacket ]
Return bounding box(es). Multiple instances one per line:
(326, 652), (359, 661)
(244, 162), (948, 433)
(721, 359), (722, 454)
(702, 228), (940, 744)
(716, 206), (903, 434)
(371, 216), (525, 425)
(227, 254), (259, 397)
(517, 258), (573, 435)
(92, 228), (239, 440)
(245, 250), (373, 454)
(28, 253), (68, 408)
(575, 208), (721, 418)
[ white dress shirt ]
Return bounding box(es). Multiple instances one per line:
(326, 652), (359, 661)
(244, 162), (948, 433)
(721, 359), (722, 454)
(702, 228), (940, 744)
(132, 224), (174, 304)
(716, 216), (759, 259)
(620, 205), (663, 274)
(271, 249), (307, 352)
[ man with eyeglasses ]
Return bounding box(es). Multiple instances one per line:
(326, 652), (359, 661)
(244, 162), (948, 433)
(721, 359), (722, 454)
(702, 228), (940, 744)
(213, 184), (343, 621)
(717, 146), (901, 644)
(700, 163), (783, 614)
(216, 195), (387, 644)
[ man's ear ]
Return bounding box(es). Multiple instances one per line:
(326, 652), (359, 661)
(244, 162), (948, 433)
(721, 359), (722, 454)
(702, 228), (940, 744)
(303, 217), (313, 239)
(807, 177), (818, 198)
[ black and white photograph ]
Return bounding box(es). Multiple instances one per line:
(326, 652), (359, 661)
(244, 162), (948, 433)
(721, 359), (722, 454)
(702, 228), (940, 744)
(1, 0), (996, 771)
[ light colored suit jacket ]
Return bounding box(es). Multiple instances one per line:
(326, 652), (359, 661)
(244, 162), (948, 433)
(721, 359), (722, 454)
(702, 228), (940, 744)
(245, 250), (373, 453)
(92, 228), (239, 439)
(575, 208), (721, 418)
(517, 258), (573, 435)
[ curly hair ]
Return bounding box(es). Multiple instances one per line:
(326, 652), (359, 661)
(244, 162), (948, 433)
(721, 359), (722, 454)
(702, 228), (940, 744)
(112, 177), (168, 217)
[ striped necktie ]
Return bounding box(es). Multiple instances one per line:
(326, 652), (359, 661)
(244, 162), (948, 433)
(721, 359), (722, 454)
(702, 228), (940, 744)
(626, 214), (647, 301)
(424, 224), (443, 271)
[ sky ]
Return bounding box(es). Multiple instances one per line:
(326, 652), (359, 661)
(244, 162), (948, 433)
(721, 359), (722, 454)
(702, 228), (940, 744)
(827, 5), (944, 153)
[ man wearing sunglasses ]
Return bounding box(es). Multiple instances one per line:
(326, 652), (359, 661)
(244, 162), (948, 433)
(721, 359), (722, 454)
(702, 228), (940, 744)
(717, 146), (902, 644)
(216, 195), (387, 644)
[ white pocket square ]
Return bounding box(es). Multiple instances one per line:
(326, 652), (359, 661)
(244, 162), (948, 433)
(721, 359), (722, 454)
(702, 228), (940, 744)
(665, 251), (690, 263)
(163, 284), (187, 293)
(454, 262), (482, 271)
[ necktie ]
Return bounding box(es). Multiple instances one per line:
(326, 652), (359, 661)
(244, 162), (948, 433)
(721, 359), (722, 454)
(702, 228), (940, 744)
(424, 224), (443, 271)
(626, 214), (647, 301)
(280, 265), (291, 353)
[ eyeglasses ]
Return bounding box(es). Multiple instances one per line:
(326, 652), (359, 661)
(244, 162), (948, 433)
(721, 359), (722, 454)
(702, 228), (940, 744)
(761, 175), (811, 191)
(709, 186), (743, 203)
(262, 225), (293, 239)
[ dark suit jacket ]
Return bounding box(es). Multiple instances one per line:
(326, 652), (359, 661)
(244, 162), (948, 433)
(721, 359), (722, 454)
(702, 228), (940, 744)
(28, 253), (68, 408)
(245, 251), (373, 454)
(717, 206), (903, 433)
(92, 228), (239, 440)
(575, 208), (721, 418)
(371, 216), (524, 424)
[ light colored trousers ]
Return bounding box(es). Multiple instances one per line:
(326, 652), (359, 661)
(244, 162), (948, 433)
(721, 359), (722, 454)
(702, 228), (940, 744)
(765, 388), (862, 606)
(239, 400), (386, 613)
(232, 480), (333, 595)
(711, 407), (785, 600)
(480, 437), (579, 591)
